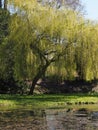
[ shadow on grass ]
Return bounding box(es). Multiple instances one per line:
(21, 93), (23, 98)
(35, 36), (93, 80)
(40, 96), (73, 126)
(0, 93), (98, 101)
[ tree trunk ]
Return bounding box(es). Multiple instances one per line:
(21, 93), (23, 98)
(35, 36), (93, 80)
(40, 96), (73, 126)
(29, 63), (50, 95)
(28, 73), (41, 95)
(4, 0), (7, 10)
(0, 0), (2, 8)
(0, 0), (7, 9)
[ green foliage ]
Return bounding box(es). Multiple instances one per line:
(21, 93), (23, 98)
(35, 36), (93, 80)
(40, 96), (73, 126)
(0, 9), (10, 44)
(75, 21), (98, 80)
(8, 1), (82, 82)
(7, 1), (98, 82)
(0, 9), (12, 82)
(1, 0), (98, 94)
(0, 41), (14, 79)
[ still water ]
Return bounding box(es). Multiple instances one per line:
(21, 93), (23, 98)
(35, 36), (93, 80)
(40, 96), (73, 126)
(0, 106), (98, 130)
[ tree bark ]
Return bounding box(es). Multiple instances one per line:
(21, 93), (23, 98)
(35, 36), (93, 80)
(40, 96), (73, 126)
(29, 62), (50, 95)
(0, 0), (7, 9)
(4, 0), (7, 10)
(0, 0), (2, 8)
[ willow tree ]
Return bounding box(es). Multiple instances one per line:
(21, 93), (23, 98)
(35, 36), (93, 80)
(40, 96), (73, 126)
(75, 21), (98, 81)
(7, 0), (83, 94)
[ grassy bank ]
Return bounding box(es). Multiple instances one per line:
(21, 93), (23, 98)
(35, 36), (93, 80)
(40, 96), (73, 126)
(0, 93), (98, 110)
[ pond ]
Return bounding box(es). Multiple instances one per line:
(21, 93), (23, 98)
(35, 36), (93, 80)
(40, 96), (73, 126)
(0, 105), (98, 130)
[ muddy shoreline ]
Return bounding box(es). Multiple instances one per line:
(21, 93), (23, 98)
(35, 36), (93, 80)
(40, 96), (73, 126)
(0, 108), (98, 130)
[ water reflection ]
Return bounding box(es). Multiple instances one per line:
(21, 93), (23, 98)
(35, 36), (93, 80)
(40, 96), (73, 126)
(45, 109), (98, 130)
(0, 108), (98, 130)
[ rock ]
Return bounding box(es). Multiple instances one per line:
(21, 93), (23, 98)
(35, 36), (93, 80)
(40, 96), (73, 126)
(91, 112), (98, 120)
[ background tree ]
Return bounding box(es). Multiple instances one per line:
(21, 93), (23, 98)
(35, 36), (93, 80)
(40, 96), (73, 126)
(0, 0), (2, 8)
(0, 9), (9, 44)
(0, 5), (16, 93)
(75, 21), (98, 81)
(0, 0), (7, 9)
(4, 0), (7, 10)
(39, 0), (84, 12)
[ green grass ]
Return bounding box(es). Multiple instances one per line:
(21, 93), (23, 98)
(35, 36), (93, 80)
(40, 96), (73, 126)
(0, 93), (98, 110)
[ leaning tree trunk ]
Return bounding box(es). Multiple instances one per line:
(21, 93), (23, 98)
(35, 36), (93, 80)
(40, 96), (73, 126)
(29, 72), (41, 95)
(29, 62), (50, 95)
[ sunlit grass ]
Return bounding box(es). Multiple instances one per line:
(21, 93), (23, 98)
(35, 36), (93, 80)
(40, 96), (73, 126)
(0, 93), (98, 110)
(0, 100), (15, 106)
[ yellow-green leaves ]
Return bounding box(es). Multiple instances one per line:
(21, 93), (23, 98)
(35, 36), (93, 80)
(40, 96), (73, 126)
(6, 0), (98, 81)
